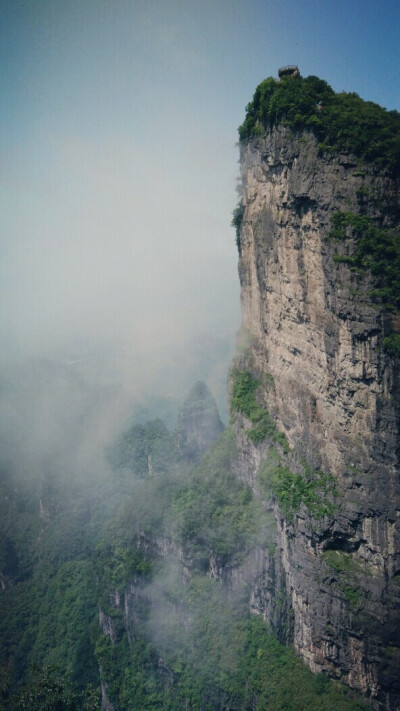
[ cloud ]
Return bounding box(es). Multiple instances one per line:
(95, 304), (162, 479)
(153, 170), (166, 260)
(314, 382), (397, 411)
(0, 126), (239, 365)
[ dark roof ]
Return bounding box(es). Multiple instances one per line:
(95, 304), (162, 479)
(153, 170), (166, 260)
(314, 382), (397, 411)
(278, 65), (300, 78)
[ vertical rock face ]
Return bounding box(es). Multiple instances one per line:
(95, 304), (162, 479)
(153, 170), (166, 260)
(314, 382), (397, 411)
(234, 125), (400, 708)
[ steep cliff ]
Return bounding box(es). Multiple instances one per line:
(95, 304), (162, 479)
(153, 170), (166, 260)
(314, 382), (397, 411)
(232, 73), (400, 709)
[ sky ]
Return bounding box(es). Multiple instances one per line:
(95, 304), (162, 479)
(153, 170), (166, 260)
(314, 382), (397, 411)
(1, 0), (399, 390)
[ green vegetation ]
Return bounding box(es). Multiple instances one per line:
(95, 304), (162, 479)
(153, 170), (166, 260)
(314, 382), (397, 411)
(0, 380), (367, 711)
(0, 468), (101, 694)
(95, 533), (153, 594)
(343, 586), (360, 609)
(322, 550), (371, 609)
(231, 203), (244, 254)
(231, 370), (289, 450)
(330, 211), (400, 311)
(90, 425), (364, 709)
(0, 559), (100, 694)
(171, 428), (270, 562)
(109, 418), (177, 478)
(322, 550), (368, 576)
(258, 450), (337, 522)
(0, 665), (101, 711)
(383, 333), (400, 356)
(94, 571), (367, 711)
(239, 74), (400, 175)
(231, 372), (336, 522)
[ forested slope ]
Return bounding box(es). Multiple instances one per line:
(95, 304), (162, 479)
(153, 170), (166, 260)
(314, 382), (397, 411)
(0, 374), (367, 710)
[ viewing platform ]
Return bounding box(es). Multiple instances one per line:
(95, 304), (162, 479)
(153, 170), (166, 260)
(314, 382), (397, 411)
(278, 65), (300, 78)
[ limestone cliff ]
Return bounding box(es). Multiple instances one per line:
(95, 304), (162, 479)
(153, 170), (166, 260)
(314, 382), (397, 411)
(233, 91), (400, 708)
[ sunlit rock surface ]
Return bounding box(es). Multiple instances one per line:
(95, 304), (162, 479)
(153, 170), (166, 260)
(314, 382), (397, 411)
(234, 125), (400, 708)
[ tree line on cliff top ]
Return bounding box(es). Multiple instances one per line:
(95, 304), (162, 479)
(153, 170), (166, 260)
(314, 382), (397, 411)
(239, 74), (400, 175)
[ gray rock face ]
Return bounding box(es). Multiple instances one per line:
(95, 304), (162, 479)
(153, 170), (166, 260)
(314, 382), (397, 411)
(176, 381), (224, 464)
(234, 126), (400, 708)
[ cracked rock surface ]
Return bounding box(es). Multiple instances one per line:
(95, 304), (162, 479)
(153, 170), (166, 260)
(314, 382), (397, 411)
(235, 126), (400, 709)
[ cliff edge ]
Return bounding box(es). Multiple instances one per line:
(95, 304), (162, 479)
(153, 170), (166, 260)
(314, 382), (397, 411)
(232, 73), (400, 709)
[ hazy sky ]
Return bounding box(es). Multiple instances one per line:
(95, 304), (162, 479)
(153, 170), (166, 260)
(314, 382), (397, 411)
(1, 0), (399, 367)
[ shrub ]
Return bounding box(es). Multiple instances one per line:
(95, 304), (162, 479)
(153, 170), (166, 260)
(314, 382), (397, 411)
(322, 550), (366, 575)
(383, 333), (400, 356)
(231, 371), (289, 450)
(258, 453), (337, 522)
(231, 203), (244, 254)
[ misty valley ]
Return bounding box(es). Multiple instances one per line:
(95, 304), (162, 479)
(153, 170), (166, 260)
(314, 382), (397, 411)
(2, 69), (400, 711)
(0, 364), (367, 711)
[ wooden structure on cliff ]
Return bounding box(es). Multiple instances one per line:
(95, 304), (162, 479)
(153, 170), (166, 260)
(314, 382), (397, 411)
(278, 65), (300, 79)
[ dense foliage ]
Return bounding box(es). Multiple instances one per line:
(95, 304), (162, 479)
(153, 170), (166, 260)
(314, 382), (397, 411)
(0, 379), (367, 711)
(92, 422), (364, 710)
(231, 370), (289, 450)
(0, 505), (100, 696)
(239, 74), (400, 174)
(95, 568), (367, 711)
(330, 211), (400, 311)
(109, 418), (177, 478)
(0, 665), (101, 711)
(258, 449), (337, 522)
(171, 428), (270, 562)
(383, 333), (400, 356)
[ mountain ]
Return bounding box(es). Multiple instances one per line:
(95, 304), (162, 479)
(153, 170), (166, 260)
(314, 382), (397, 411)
(176, 381), (225, 464)
(231, 70), (400, 708)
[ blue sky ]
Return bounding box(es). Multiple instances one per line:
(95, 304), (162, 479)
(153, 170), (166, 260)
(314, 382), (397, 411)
(1, 0), (399, 372)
